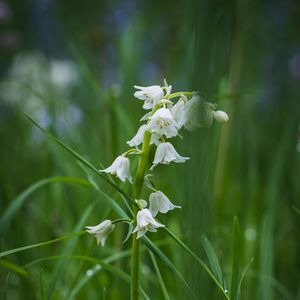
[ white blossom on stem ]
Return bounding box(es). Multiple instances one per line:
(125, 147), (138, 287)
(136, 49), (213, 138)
(86, 220), (115, 246)
(149, 191), (181, 217)
(101, 155), (133, 182)
(147, 107), (179, 138)
(171, 97), (187, 128)
(134, 85), (164, 110)
(127, 124), (147, 147)
(182, 95), (202, 130)
(132, 208), (165, 239)
(151, 142), (189, 169)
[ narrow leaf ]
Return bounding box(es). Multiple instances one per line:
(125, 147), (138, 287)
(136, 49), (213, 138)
(201, 234), (223, 285)
(25, 113), (133, 204)
(0, 259), (29, 277)
(230, 216), (240, 300)
(164, 227), (230, 300)
(149, 250), (170, 300)
(0, 231), (85, 258)
(0, 176), (94, 235)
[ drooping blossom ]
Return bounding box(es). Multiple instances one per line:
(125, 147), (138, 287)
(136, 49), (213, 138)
(132, 208), (165, 239)
(151, 142), (189, 169)
(86, 220), (115, 246)
(147, 107), (179, 138)
(101, 155), (133, 182)
(149, 191), (181, 217)
(134, 85), (164, 110)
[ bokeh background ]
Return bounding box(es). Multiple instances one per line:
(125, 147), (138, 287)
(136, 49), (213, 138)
(1, 0), (300, 299)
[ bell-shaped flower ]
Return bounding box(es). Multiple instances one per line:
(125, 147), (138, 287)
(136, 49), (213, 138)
(182, 95), (202, 130)
(132, 208), (165, 239)
(151, 142), (189, 169)
(86, 220), (115, 246)
(147, 107), (179, 138)
(171, 97), (187, 129)
(101, 155), (133, 182)
(149, 191), (181, 217)
(127, 124), (147, 147)
(213, 110), (229, 123)
(134, 85), (164, 110)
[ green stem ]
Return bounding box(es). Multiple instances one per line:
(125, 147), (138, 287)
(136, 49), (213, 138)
(164, 91), (196, 100)
(131, 130), (151, 300)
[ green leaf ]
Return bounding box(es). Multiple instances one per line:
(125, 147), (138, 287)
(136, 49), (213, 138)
(24, 253), (150, 300)
(164, 227), (230, 300)
(142, 236), (197, 299)
(0, 231), (85, 258)
(149, 250), (170, 300)
(46, 203), (94, 298)
(0, 176), (94, 235)
(201, 234), (223, 285)
(0, 259), (29, 277)
(24, 113), (133, 205)
(237, 258), (254, 298)
(230, 216), (240, 300)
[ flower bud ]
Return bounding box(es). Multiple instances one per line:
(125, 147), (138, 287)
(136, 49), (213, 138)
(213, 110), (229, 123)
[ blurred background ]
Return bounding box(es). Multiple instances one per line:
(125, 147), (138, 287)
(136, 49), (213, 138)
(0, 0), (300, 299)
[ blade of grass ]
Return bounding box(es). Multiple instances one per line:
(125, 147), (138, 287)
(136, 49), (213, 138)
(0, 231), (85, 258)
(0, 176), (94, 235)
(149, 249), (170, 300)
(0, 259), (29, 277)
(142, 236), (198, 299)
(230, 216), (240, 300)
(164, 227), (230, 300)
(201, 234), (223, 285)
(40, 269), (46, 300)
(237, 258), (254, 299)
(46, 203), (94, 298)
(25, 113), (133, 205)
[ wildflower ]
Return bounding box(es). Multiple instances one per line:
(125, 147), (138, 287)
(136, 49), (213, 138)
(134, 85), (164, 109)
(182, 95), (202, 130)
(127, 124), (147, 147)
(213, 110), (229, 123)
(147, 107), (179, 138)
(86, 220), (115, 246)
(132, 208), (165, 239)
(149, 191), (181, 217)
(171, 97), (187, 128)
(151, 142), (189, 169)
(101, 155), (133, 182)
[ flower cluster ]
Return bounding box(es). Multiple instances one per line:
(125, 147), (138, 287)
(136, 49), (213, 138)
(86, 80), (229, 245)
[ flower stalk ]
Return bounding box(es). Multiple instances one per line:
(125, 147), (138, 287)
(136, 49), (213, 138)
(131, 130), (151, 300)
(85, 79), (229, 299)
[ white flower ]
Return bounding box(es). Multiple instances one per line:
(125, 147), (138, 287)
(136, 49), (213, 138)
(147, 107), (179, 138)
(182, 95), (202, 130)
(127, 124), (147, 147)
(101, 155), (133, 182)
(149, 191), (181, 217)
(213, 110), (229, 123)
(86, 220), (115, 246)
(171, 97), (187, 128)
(151, 142), (189, 169)
(134, 85), (164, 110)
(132, 208), (165, 239)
